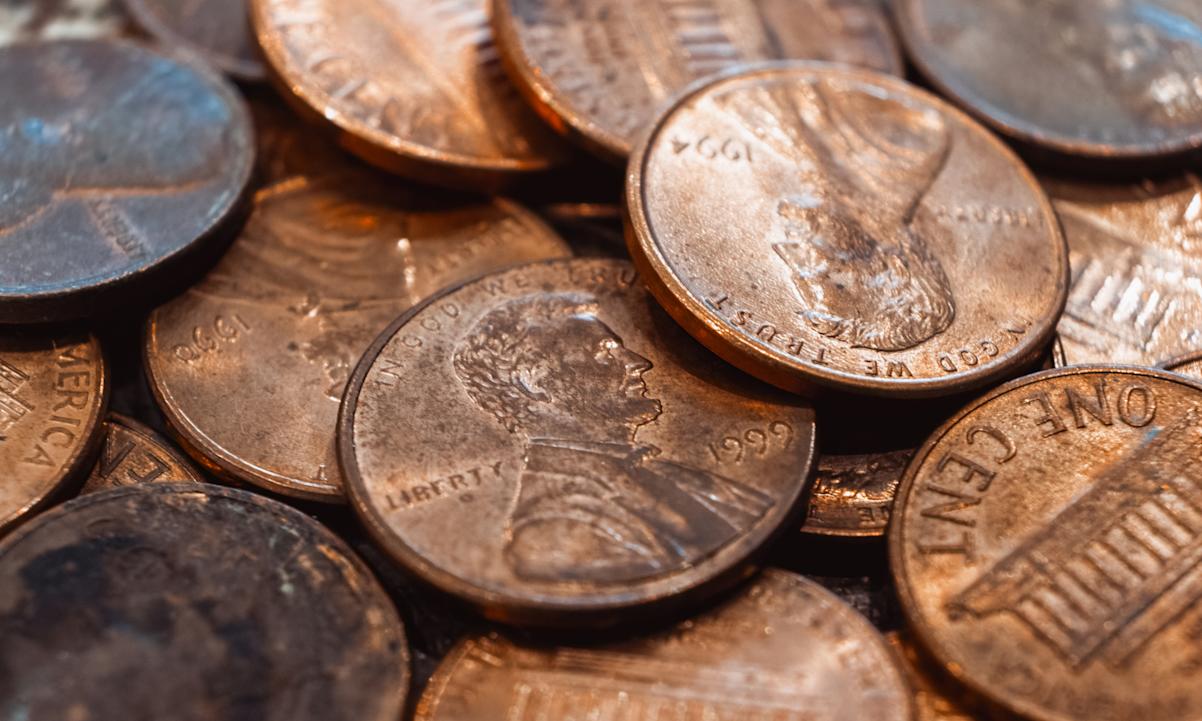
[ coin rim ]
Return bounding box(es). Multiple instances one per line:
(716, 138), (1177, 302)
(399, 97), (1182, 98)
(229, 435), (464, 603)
(90, 412), (206, 487)
(120, 0), (267, 81)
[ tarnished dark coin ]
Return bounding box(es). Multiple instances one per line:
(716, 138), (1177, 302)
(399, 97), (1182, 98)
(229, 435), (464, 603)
(0, 40), (255, 324)
(888, 632), (981, 721)
(0, 483), (409, 721)
(122, 0), (263, 80)
(802, 448), (913, 538)
(895, 0), (1202, 162)
(491, 0), (902, 161)
(0, 0), (130, 45)
(627, 63), (1069, 398)
(0, 332), (106, 535)
(78, 413), (202, 494)
(416, 570), (911, 720)
(891, 366), (1202, 721)
(340, 258), (816, 626)
(1050, 176), (1202, 367)
(147, 176), (569, 503)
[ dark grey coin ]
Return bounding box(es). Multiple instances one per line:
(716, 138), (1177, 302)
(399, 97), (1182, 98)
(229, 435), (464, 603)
(0, 39), (255, 323)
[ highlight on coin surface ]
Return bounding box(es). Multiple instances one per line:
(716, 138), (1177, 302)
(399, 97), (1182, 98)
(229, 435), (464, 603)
(802, 449), (914, 538)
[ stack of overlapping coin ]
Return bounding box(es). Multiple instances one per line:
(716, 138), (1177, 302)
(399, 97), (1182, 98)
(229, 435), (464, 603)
(2, 1), (1201, 720)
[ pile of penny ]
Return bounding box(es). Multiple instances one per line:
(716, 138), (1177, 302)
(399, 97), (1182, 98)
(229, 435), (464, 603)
(2, 1), (1201, 720)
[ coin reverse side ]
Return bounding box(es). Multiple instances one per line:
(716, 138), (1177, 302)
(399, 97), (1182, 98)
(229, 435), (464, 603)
(78, 413), (203, 494)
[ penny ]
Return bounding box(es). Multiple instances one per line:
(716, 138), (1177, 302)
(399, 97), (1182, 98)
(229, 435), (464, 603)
(147, 175), (569, 503)
(0, 0), (130, 44)
(122, 0), (264, 80)
(802, 448), (913, 538)
(626, 63), (1068, 398)
(78, 413), (203, 494)
(245, 87), (354, 183)
(0, 332), (107, 536)
(340, 258), (817, 626)
(888, 632), (981, 721)
(490, 0), (903, 162)
(1166, 352), (1202, 380)
(0, 40), (255, 324)
(890, 366), (1202, 721)
(250, 0), (570, 189)
(895, 0), (1202, 162)
(415, 570), (911, 721)
(1049, 175), (1202, 367)
(0, 483), (409, 721)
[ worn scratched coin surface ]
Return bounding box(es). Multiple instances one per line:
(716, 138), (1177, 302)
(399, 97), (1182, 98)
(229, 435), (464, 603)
(122, 0), (264, 80)
(802, 449), (913, 538)
(0, 0), (130, 44)
(895, 0), (1202, 161)
(491, 0), (902, 162)
(0, 333), (106, 536)
(0, 483), (409, 721)
(415, 570), (911, 721)
(251, 0), (569, 188)
(1050, 176), (1202, 368)
(147, 175), (569, 502)
(78, 413), (202, 495)
(627, 63), (1068, 398)
(0, 40), (254, 324)
(891, 366), (1202, 721)
(340, 258), (817, 626)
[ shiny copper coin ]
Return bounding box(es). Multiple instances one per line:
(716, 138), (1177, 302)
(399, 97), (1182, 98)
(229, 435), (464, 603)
(895, 0), (1202, 161)
(891, 366), (1202, 721)
(627, 63), (1068, 398)
(888, 632), (982, 721)
(0, 0), (130, 44)
(0, 40), (255, 324)
(250, 0), (570, 188)
(1050, 175), (1202, 367)
(0, 483), (409, 721)
(122, 0), (264, 80)
(78, 413), (202, 494)
(491, 0), (902, 162)
(802, 448), (913, 538)
(415, 570), (911, 720)
(340, 258), (817, 626)
(147, 175), (569, 503)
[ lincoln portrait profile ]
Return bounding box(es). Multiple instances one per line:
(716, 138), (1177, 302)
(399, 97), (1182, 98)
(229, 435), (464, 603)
(451, 294), (774, 584)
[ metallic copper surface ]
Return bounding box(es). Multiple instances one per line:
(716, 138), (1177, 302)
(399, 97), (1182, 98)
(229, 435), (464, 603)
(147, 175), (570, 503)
(78, 413), (202, 494)
(626, 63), (1069, 398)
(891, 366), (1202, 721)
(0, 483), (409, 721)
(122, 0), (264, 80)
(0, 40), (255, 324)
(1166, 352), (1202, 379)
(802, 448), (913, 538)
(1049, 175), (1202, 367)
(250, 0), (570, 188)
(0, 0), (130, 44)
(0, 332), (107, 536)
(340, 258), (817, 626)
(491, 0), (903, 161)
(888, 632), (981, 721)
(895, 0), (1202, 161)
(415, 570), (911, 721)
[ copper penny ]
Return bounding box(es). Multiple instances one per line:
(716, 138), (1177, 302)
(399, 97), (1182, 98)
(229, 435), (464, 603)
(887, 632), (982, 721)
(890, 366), (1202, 721)
(0, 39), (255, 324)
(147, 175), (569, 503)
(1166, 352), (1202, 380)
(245, 88), (354, 183)
(340, 258), (817, 626)
(0, 483), (409, 720)
(0, 332), (107, 536)
(626, 63), (1069, 398)
(250, 0), (570, 188)
(0, 0), (131, 44)
(415, 570), (911, 720)
(78, 413), (202, 495)
(490, 0), (902, 162)
(802, 448), (913, 538)
(122, 0), (264, 80)
(895, 0), (1202, 162)
(1050, 175), (1202, 367)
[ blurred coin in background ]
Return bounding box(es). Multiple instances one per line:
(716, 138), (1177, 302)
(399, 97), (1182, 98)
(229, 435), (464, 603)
(801, 448), (913, 538)
(0, 0), (131, 45)
(122, 0), (265, 80)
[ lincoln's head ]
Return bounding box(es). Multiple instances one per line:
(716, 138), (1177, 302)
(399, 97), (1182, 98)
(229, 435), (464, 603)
(452, 294), (662, 443)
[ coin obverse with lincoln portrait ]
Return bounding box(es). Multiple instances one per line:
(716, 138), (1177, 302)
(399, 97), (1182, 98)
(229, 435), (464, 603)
(339, 258), (817, 626)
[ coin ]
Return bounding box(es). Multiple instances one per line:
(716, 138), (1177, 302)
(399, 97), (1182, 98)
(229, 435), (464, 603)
(490, 0), (903, 162)
(1050, 175), (1202, 367)
(0, 483), (409, 721)
(895, 0), (1202, 162)
(890, 366), (1202, 721)
(802, 448), (913, 538)
(78, 413), (202, 494)
(888, 632), (981, 721)
(0, 332), (107, 536)
(1166, 352), (1202, 379)
(122, 0), (264, 80)
(250, 0), (570, 188)
(340, 258), (817, 626)
(0, 0), (130, 45)
(147, 175), (569, 503)
(0, 40), (255, 324)
(626, 63), (1068, 398)
(245, 87), (354, 183)
(415, 570), (911, 721)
